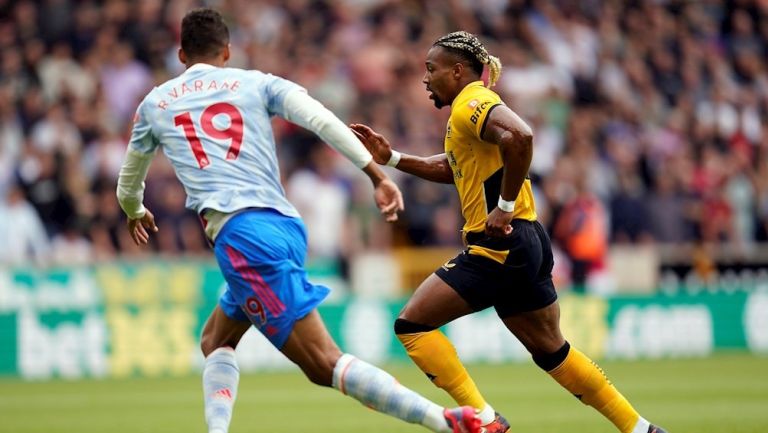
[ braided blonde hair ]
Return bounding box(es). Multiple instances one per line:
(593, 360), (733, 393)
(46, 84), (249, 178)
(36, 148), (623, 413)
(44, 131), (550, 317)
(434, 31), (502, 88)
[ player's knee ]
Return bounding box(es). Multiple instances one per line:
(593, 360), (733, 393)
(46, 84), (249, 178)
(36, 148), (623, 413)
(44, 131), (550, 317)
(200, 334), (216, 357)
(200, 333), (235, 358)
(201, 339), (224, 358)
(394, 318), (436, 335)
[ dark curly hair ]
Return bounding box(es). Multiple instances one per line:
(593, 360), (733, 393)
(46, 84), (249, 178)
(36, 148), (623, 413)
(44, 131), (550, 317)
(181, 8), (230, 59)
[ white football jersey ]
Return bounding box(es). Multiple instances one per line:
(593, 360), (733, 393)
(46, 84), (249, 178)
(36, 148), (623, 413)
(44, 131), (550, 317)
(129, 63), (301, 218)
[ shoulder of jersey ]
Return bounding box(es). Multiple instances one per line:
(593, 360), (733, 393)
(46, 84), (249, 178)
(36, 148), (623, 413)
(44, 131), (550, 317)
(141, 86), (162, 106)
(460, 85), (499, 108)
(452, 88), (489, 117)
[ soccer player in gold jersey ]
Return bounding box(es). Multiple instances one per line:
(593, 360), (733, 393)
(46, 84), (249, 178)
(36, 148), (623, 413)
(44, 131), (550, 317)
(351, 31), (668, 433)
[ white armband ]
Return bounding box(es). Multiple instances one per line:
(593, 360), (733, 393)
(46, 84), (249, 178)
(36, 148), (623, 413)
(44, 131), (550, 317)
(116, 148), (155, 219)
(498, 196), (515, 213)
(282, 90), (373, 169)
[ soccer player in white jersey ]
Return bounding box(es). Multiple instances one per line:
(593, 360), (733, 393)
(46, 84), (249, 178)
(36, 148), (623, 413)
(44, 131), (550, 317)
(116, 8), (481, 433)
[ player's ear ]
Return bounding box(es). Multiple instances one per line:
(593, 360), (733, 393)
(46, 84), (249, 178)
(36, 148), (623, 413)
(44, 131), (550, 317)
(222, 44), (231, 63)
(178, 48), (187, 65)
(452, 62), (464, 80)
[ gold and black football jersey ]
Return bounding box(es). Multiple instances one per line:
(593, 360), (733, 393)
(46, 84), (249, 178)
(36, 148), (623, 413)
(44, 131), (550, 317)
(446, 81), (537, 235)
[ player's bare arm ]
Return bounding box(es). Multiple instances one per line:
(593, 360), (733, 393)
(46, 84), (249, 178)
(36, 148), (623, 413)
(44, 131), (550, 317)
(362, 161), (405, 222)
(350, 123), (454, 184)
(481, 105), (533, 237)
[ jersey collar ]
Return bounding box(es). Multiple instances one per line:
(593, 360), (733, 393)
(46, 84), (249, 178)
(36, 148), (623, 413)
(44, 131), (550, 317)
(183, 63), (218, 74)
(451, 81), (485, 110)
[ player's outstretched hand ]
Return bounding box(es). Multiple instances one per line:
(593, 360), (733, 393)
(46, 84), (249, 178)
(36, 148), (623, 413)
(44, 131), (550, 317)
(350, 123), (393, 165)
(374, 178), (405, 222)
(127, 209), (159, 246)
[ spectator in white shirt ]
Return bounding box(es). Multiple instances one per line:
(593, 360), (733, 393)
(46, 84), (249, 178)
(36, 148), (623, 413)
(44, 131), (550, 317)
(0, 183), (50, 267)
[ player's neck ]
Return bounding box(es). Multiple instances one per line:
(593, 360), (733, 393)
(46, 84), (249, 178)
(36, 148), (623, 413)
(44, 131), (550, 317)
(185, 58), (226, 69)
(459, 76), (481, 90)
(446, 77), (481, 106)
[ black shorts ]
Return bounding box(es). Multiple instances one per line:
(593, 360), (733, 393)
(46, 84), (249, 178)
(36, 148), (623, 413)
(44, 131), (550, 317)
(435, 219), (557, 318)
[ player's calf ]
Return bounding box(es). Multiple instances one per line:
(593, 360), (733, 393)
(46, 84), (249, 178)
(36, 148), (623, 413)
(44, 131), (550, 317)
(202, 347), (239, 433)
(333, 353), (481, 433)
(535, 341), (662, 433)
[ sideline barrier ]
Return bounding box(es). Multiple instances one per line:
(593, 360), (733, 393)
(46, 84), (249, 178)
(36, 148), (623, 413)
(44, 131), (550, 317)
(0, 261), (766, 379)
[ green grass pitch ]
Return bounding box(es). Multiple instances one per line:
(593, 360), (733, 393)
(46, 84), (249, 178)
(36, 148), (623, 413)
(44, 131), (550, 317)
(1, 353), (766, 433)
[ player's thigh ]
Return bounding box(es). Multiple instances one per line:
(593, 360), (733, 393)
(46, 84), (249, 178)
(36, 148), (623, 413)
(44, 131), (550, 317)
(489, 220), (557, 317)
(501, 301), (565, 356)
(498, 220), (564, 355)
(201, 305), (251, 356)
(399, 272), (475, 328)
(279, 309), (342, 386)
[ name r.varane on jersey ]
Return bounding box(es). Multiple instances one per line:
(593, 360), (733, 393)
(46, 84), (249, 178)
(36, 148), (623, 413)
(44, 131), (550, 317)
(157, 78), (241, 110)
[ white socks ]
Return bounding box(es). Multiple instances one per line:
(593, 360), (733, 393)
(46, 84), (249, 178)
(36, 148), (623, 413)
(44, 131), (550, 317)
(203, 348), (239, 433)
(477, 403), (496, 425)
(332, 353), (451, 433)
(631, 417), (651, 433)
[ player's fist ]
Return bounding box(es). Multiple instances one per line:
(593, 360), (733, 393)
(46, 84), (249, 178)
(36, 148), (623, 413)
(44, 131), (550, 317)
(485, 207), (513, 238)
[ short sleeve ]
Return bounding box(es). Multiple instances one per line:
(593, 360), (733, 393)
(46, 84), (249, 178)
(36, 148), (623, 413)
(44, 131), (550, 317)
(455, 97), (502, 140)
(128, 97), (159, 154)
(262, 73), (306, 117)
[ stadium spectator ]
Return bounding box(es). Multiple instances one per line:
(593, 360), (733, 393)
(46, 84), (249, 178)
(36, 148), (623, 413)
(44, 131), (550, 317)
(0, 182), (50, 267)
(553, 167), (609, 291)
(286, 142), (351, 264)
(50, 220), (93, 266)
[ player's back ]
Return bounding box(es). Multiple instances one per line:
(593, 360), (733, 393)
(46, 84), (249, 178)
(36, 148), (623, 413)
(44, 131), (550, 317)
(132, 63), (301, 218)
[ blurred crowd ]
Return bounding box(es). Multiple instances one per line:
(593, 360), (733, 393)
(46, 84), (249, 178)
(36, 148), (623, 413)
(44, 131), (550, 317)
(1, 0), (768, 280)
